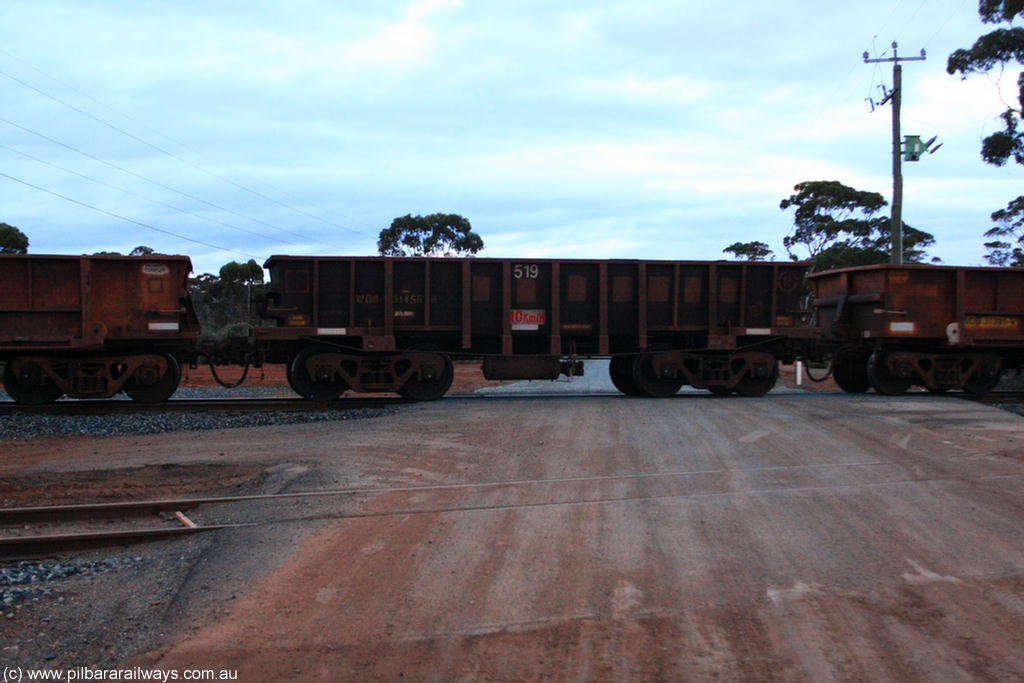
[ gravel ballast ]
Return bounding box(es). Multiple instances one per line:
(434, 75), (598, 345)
(0, 407), (394, 441)
(2, 557), (149, 615)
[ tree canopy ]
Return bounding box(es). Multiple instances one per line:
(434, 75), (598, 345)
(378, 213), (484, 257)
(189, 259), (266, 339)
(0, 223), (29, 254)
(987, 196), (1024, 266)
(218, 259), (264, 288)
(948, 0), (1024, 266)
(722, 241), (774, 261)
(780, 180), (935, 270)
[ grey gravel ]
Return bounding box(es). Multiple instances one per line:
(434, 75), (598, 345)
(1, 375), (394, 440)
(0, 407), (394, 441)
(1, 557), (148, 613)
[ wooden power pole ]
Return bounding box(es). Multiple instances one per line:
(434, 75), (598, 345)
(864, 42), (925, 264)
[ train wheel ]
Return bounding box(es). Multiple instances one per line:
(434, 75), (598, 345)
(832, 347), (871, 393)
(398, 345), (453, 401)
(734, 356), (779, 397)
(288, 346), (348, 400)
(632, 344), (683, 398)
(3, 359), (63, 405)
(609, 354), (645, 396)
(866, 353), (912, 395)
(963, 357), (1002, 396)
(124, 354), (182, 403)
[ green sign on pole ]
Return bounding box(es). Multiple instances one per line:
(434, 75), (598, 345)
(903, 135), (924, 161)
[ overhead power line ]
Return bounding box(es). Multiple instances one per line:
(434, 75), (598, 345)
(895, 0), (929, 42)
(0, 142), (294, 246)
(922, 0), (971, 50)
(0, 58), (376, 245)
(0, 115), (332, 248)
(881, 0), (908, 32)
(0, 171), (255, 259)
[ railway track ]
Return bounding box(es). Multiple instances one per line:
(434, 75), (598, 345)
(0, 395), (411, 416)
(961, 390), (1024, 404)
(2, 464), (876, 559)
(7, 457), (1022, 560)
(2, 389), (1022, 416)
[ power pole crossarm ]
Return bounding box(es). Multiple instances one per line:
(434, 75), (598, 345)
(864, 42), (926, 264)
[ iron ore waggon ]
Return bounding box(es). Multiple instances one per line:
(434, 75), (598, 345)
(810, 263), (1024, 395)
(257, 256), (816, 399)
(0, 254), (200, 404)
(5, 253), (1021, 406)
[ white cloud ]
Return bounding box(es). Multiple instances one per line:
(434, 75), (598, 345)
(578, 75), (712, 103)
(406, 0), (461, 22)
(468, 137), (881, 201)
(0, 0), (1015, 270)
(903, 70), (1024, 134)
(334, 0), (461, 70)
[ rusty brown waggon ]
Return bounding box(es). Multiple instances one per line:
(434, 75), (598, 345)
(810, 263), (1024, 395)
(257, 256), (815, 400)
(0, 254), (200, 404)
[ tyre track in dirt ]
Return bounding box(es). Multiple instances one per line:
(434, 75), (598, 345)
(128, 393), (1024, 682)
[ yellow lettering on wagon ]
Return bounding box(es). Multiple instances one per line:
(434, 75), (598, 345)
(394, 293), (424, 305)
(965, 315), (1019, 329)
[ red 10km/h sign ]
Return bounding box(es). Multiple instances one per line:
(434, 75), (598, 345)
(511, 309), (546, 330)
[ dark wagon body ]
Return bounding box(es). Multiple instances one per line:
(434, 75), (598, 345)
(809, 263), (1024, 394)
(258, 255), (814, 399)
(7, 252), (1017, 404)
(0, 254), (200, 403)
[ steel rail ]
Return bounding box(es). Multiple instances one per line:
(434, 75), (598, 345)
(0, 461), (889, 558)
(0, 395), (410, 416)
(0, 525), (242, 559)
(0, 460), (892, 524)
(6, 460), (1023, 559)
(4, 389), (1020, 415)
(961, 391), (1024, 404)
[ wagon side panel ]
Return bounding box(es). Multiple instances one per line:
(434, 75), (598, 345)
(0, 255), (85, 349)
(607, 262), (639, 351)
(87, 257), (198, 345)
(559, 261), (600, 353)
(316, 259), (351, 331)
(264, 257), (316, 329)
(812, 264), (1024, 346)
(962, 268), (1024, 343)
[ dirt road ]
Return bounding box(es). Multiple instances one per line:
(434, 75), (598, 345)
(113, 392), (1024, 681)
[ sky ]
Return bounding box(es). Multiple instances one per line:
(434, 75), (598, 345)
(1, 0), (1021, 275)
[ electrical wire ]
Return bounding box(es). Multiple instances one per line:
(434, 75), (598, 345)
(922, 0), (972, 50)
(0, 171), (255, 258)
(0, 143), (294, 246)
(877, 0), (908, 39)
(895, 0), (930, 43)
(0, 65), (375, 243)
(0, 115), (331, 247)
(0, 46), (374, 241)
